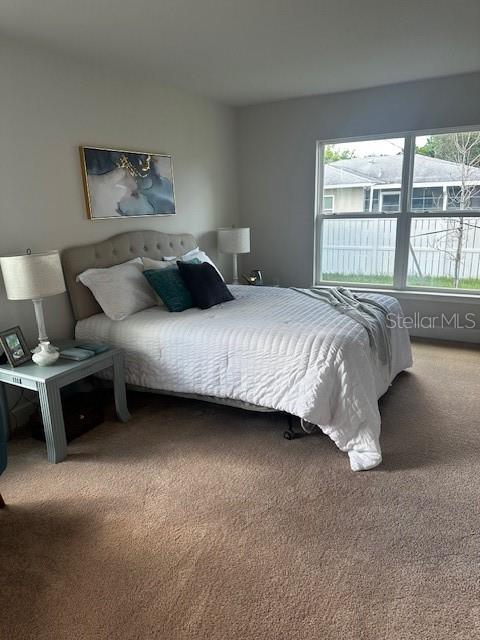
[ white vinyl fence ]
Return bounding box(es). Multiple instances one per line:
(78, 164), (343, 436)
(322, 218), (480, 281)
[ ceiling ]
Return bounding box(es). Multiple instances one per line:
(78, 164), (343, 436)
(2, 0), (480, 106)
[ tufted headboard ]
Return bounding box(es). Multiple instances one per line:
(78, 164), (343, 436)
(62, 230), (197, 321)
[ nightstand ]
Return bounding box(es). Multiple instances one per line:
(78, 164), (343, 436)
(0, 348), (130, 463)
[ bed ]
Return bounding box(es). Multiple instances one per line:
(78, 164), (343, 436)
(62, 230), (412, 471)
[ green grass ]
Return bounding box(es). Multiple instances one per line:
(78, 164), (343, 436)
(322, 273), (480, 290)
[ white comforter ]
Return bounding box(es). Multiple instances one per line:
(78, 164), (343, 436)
(76, 286), (412, 471)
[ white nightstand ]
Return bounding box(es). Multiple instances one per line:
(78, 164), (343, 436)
(0, 348), (130, 463)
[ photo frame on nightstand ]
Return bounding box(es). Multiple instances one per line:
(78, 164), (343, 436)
(0, 326), (31, 367)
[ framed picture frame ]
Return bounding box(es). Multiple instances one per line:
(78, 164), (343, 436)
(0, 326), (31, 368)
(80, 145), (177, 220)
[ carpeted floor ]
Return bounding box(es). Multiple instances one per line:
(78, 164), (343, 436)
(0, 340), (479, 639)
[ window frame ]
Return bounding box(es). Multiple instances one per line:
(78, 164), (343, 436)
(379, 190), (401, 213)
(314, 126), (480, 295)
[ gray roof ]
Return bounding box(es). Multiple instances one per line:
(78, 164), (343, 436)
(324, 154), (480, 187)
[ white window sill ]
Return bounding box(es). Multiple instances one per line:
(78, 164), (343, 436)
(314, 284), (480, 305)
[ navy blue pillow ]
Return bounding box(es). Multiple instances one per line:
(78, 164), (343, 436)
(177, 261), (234, 310)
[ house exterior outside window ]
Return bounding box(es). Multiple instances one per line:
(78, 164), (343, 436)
(316, 132), (480, 291)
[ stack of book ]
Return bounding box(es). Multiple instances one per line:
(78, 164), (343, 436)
(59, 343), (109, 361)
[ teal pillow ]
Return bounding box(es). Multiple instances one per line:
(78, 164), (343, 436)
(143, 267), (194, 312)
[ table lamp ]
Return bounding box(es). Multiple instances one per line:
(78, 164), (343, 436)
(0, 250), (66, 362)
(217, 227), (250, 284)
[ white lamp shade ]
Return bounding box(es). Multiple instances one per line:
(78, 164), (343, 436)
(217, 227), (250, 254)
(0, 250), (66, 300)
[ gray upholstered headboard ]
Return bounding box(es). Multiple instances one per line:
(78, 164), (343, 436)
(62, 230), (197, 321)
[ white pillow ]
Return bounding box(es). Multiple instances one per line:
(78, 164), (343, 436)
(142, 256), (172, 270)
(163, 247), (224, 279)
(77, 258), (157, 321)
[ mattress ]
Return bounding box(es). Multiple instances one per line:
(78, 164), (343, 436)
(76, 285), (412, 471)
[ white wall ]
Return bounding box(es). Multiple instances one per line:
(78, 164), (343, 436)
(0, 38), (238, 345)
(324, 187), (364, 213)
(237, 72), (480, 342)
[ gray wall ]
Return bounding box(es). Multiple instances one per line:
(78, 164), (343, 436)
(0, 38), (238, 345)
(237, 72), (480, 341)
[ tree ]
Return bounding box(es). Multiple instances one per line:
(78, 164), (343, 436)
(324, 146), (355, 164)
(416, 132), (480, 287)
(417, 133), (480, 164)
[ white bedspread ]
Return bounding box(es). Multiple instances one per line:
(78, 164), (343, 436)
(76, 286), (412, 471)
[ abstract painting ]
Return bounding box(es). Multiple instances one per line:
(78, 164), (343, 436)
(80, 146), (176, 219)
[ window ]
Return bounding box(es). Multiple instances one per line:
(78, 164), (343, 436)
(323, 194), (334, 213)
(315, 129), (480, 292)
(380, 191), (401, 213)
(411, 187), (444, 212)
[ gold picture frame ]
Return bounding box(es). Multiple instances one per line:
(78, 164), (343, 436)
(80, 145), (177, 220)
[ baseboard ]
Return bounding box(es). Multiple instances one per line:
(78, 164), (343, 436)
(409, 327), (480, 343)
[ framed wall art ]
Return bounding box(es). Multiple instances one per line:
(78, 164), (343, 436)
(80, 146), (176, 220)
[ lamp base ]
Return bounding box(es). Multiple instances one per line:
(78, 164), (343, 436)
(32, 341), (60, 366)
(231, 253), (239, 285)
(31, 298), (59, 365)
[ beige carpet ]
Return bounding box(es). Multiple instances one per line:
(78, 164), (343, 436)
(1, 340), (479, 640)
